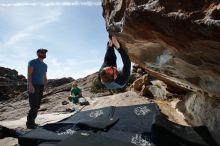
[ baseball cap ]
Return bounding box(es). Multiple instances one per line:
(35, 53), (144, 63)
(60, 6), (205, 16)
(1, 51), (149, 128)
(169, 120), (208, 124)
(37, 48), (48, 53)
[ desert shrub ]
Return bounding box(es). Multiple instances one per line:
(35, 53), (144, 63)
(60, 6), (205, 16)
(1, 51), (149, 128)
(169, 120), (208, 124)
(90, 77), (106, 93)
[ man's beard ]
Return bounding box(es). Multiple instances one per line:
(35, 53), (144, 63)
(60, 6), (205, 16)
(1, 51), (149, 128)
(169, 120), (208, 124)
(39, 55), (46, 59)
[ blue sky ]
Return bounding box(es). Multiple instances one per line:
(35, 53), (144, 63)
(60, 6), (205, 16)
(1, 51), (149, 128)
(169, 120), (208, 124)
(0, 0), (124, 79)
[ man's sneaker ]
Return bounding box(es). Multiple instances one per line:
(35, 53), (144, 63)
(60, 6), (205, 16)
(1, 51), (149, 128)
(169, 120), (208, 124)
(26, 123), (38, 129)
(33, 123), (39, 127)
(26, 124), (37, 129)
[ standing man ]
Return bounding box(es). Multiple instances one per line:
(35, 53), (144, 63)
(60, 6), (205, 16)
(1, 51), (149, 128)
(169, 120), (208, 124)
(26, 48), (48, 129)
(99, 36), (131, 89)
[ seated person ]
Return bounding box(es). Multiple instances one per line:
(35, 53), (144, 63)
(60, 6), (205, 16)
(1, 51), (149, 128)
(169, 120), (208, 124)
(69, 81), (82, 104)
(68, 81), (89, 106)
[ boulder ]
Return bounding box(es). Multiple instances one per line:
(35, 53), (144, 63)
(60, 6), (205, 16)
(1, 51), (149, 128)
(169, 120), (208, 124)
(0, 67), (27, 101)
(102, 0), (220, 96)
(177, 92), (220, 145)
(130, 74), (149, 92)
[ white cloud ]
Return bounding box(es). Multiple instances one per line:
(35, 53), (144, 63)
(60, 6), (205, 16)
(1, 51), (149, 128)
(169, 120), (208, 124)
(0, 1), (101, 7)
(45, 55), (99, 79)
(78, 67), (99, 78)
(0, 7), (63, 78)
(0, 1), (104, 79)
(47, 56), (62, 67)
(4, 32), (31, 46)
(48, 66), (99, 79)
(0, 53), (30, 77)
(64, 58), (99, 66)
(0, 8), (62, 49)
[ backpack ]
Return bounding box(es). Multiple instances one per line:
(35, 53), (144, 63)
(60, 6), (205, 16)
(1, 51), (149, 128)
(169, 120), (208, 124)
(78, 97), (89, 106)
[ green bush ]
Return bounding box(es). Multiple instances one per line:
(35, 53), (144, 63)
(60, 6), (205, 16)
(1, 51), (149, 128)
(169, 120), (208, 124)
(90, 77), (106, 93)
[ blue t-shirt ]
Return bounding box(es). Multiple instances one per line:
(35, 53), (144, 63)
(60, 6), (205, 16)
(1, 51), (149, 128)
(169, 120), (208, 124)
(28, 59), (47, 85)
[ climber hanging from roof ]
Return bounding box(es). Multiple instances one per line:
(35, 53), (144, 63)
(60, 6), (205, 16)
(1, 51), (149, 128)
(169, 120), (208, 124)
(99, 35), (131, 89)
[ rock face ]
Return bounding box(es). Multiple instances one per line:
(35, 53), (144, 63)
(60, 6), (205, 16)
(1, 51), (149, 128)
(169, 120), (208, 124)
(0, 67), (27, 100)
(102, 0), (220, 144)
(102, 0), (220, 96)
(45, 77), (74, 95)
(47, 77), (74, 89)
(177, 92), (220, 144)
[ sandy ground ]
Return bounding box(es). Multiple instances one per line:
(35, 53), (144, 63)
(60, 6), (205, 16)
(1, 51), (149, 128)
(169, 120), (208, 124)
(0, 91), (188, 146)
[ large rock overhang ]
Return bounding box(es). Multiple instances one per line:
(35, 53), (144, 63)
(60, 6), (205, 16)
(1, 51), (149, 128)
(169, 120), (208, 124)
(102, 0), (220, 96)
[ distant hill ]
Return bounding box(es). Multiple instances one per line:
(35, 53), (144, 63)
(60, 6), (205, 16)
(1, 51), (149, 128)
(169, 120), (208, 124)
(0, 67), (27, 101)
(0, 66), (75, 101)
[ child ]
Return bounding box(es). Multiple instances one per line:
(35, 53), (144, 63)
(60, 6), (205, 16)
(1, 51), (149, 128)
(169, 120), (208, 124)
(69, 81), (82, 104)
(68, 81), (88, 106)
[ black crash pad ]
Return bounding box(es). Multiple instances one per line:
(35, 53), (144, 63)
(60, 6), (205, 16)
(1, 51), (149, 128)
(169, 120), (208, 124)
(100, 129), (153, 146)
(61, 106), (118, 131)
(18, 123), (79, 146)
(38, 142), (57, 146)
(112, 103), (159, 133)
(19, 104), (159, 146)
(37, 130), (152, 146)
(76, 116), (119, 131)
(61, 106), (115, 124)
(56, 131), (135, 146)
(152, 114), (218, 146)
